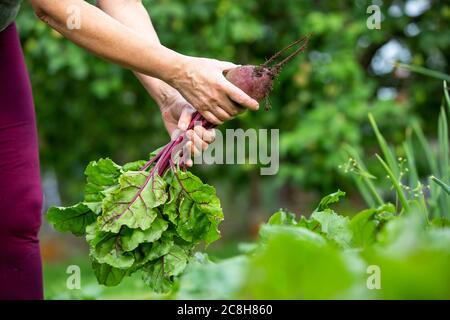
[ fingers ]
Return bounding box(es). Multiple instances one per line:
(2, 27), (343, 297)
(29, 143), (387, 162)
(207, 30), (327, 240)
(186, 129), (208, 152)
(173, 57), (258, 125)
(223, 80), (259, 111)
(182, 142), (194, 167)
(181, 140), (202, 168)
(196, 100), (238, 124)
(182, 126), (216, 167)
(214, 107), (233, 122)
(218, 95), (245, 117)
(194, 125), (215, 143)
(177, 105), (194, 131)
(202, 111), (223, 126)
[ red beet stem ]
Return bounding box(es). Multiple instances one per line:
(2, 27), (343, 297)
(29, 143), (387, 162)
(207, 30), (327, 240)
(275, 38), (309, 69)
(262, 35), (311, 69)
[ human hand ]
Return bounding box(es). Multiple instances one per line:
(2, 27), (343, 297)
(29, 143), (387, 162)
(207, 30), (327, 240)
(167, 56), (259, 125)
(158, 90), (216, 167)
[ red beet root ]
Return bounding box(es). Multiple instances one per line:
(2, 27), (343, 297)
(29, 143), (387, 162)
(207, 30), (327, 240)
(142, 35), (310, 176)
(225, 35), (310, 104)
(225, 65), (275, 102)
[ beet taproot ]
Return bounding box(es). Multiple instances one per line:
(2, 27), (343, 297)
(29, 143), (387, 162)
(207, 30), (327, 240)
(225, 35), (310, 104)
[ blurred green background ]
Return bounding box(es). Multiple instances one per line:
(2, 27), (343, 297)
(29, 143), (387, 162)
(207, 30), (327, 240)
(14, 0), (449, 298)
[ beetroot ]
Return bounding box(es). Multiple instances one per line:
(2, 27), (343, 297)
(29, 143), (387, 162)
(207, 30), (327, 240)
(225, 35), (310, 105)
(141, 35), (310, 176)
(225, 65), (274, 102)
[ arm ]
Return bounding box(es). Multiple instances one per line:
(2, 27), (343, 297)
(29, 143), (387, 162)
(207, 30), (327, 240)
(96, 0), (186, 117)
(31, 0), (259, 124)
(96, 0), (215, 163)
(31, 0), (178, 80)
(96, 0), (172, 108)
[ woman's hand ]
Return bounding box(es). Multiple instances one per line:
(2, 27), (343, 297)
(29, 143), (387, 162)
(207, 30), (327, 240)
(167, 56), (259, 125)
(158, 90), (216, 167)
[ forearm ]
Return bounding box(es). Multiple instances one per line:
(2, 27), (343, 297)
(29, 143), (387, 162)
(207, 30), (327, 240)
(30, 0), (184, 83)
(96, 0), (176, 107)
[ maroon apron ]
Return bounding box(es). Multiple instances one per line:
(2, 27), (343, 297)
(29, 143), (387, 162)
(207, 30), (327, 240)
(0, 23), (43, 300)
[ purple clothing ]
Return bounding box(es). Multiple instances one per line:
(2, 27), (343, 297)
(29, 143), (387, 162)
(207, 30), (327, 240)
(0, 23), (43, 300)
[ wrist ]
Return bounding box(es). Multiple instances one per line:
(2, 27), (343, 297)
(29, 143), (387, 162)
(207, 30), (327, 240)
(137, 74), (178, 108)
(162, 54), (192, 89)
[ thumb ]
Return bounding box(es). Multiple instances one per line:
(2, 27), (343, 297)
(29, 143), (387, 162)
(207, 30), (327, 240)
(178, 105), (194, 131)
(218, 60), (239, 72)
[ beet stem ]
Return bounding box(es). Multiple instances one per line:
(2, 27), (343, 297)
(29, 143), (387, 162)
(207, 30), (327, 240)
(262, 35), (310, 68)
(140, 144), (168, 171)
(274, 38), (310, 69)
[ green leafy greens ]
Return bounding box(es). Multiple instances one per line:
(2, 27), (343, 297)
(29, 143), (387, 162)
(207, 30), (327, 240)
(175, 191), (450, 300)
(46, 156), (223, 293)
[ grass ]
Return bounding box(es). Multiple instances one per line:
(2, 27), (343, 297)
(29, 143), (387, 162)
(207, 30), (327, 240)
(368, 113), (400, 177)
(431, 176), (450, 196)
(395, 63), (450, 82)
(375, 153), (409, 212)
(344, 74), (449, 220)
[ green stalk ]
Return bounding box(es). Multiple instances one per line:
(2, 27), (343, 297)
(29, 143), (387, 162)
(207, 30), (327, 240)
(444, 81), (450, 118)
(431, 176), (450, 196)
(368, 113), (399, 177)
(376, 154), (410, 213)
(395, 63), (450, 82)
(418, 182), (430, 224)
(412, 120), (438, 174)
(438, 107), (449, 216)
(343, 144), (384, 206)
(438, 107), (449, 180)
(403, 138), (419, 188)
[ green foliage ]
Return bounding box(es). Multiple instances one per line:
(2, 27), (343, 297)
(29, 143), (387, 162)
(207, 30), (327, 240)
(243, 231), (356, 299)
(267, 209), (297, 226)
(47, 203), (95, 236)
(43, 257), (159, 300)
(343, 81), (449, 219)
(47, 155), (223, 293)
(176, 254), (248, 300)
(314, 189), (346, 212)
(349, 204), (395, 248)
(431, 176), (450, 196)
(175, 192), (450, 299)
